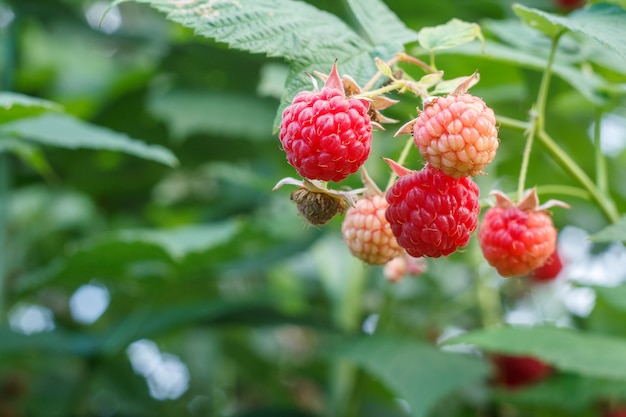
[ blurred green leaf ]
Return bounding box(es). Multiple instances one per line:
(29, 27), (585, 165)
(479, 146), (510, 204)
(147, 89), (276, 141)
(514, 3), (626, 63)
(0, 138), (54, 178)
(344, 0), (418, 46)
(117, 221), (241, 261)
(495, 373), (626, 411)
(447, 326), (626, 381)
(418, 18), (484, 53)
(331, 335), (489, 417)
(593, 283), (626, 311)
(0, 328), (98, 356)
(0, 92), (63, 123)
(432, 39), (613, 106)
(589, 216), (626, 243)
(0, 113), (178, 166)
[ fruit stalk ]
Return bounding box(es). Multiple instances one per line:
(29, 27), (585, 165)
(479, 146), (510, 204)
(517, 34), (560, 201)
(594, 110), (608, 193)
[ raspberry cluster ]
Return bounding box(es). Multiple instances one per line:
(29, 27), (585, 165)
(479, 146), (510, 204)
(274, 58), (567, 281)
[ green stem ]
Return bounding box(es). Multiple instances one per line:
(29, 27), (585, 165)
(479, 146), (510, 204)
(385, 135), (414, 191)
(594, 111), (608, 193)
(537, 130), (620, 223)
(470, 240), (501, 328)
(517, 111), (537, 201)
(517, 34), (561, 201)
(496, 115), (529, 132)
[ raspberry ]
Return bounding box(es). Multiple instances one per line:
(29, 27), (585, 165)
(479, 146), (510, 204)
(478, 189), (568, 277)
(342, 194), (404, 265)
(384, 160), (481, 258)
(529, 249), (563, 282)
(279, 62), (372, 182)
(490, 354), (553, 389)
(412, 93), (499, 178)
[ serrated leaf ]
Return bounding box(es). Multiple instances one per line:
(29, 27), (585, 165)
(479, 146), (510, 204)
(344, 0), (418, 46)
(0, 92), (61, 110)
(589, 216), (626, 243)
(0, 113), (178, 166)
(417, 18), (484, 52)
(147, 89), (276, 141)
(116, 0), (366, 65)
(331, 335), (489, 417)
(447, 326), (626, 381)
(514, 3), (626, 63)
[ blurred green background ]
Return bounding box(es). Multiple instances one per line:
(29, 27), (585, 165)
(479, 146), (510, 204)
(1, 0), (626, 416)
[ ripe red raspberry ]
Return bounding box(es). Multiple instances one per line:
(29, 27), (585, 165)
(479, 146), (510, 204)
(529, 249), (563, 282)
(342, 193), (404, 265)
(478, 189), (568, 277)
(412, 93), (499, 178)
(490, 354), (553, 389)
(279, 62), (372, 182)
(384, 159), (481, 258)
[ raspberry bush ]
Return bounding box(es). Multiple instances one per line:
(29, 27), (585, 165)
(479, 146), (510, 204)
(3, 1), (626, 417)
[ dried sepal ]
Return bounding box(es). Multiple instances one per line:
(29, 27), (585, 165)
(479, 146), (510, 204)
(273, 177), (365, 226)
(452, 70), (480, 96)
(394, 119), (416, 137)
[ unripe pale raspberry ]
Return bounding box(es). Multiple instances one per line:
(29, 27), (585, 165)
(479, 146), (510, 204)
(478, 189), (567, 277)
(342, 194), (404, 265)
(385, 161), (481, 258)
(279, 63), (372, 182)
(413, 94), (499, 178)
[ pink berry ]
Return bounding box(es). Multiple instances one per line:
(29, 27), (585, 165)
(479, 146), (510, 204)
(413, 94), (499, 178)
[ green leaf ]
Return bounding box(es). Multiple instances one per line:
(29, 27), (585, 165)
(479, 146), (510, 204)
(331, 335), (489, 417)
(447, 326), (626, 381)
(512, 4), (566, 38)
(116, 0), (366, 65)
(100, 298), (288, 355)
(147, 89), (276, 141)
(514, 3), (626, 63)
(116, 221), (241, 261)
(0, 92), (63, 123)
(417, 18), (484, 52)
(430, 40), (613, 106)
(593, 283), (626, 312)
(495, 373), (626, 411)
(344, 0), (418, 47)
(589, 215), (626, 243)
(0, 328), (98, 356)
(0, 138), (54, 179)
(0, 113), (178, 166)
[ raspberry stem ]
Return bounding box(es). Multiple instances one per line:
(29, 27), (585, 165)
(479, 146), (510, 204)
(384, 135), (414, 191)
(498, 115), (620, 223)
(594, 110), (608, 194)
(517, 35), (560, 202)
